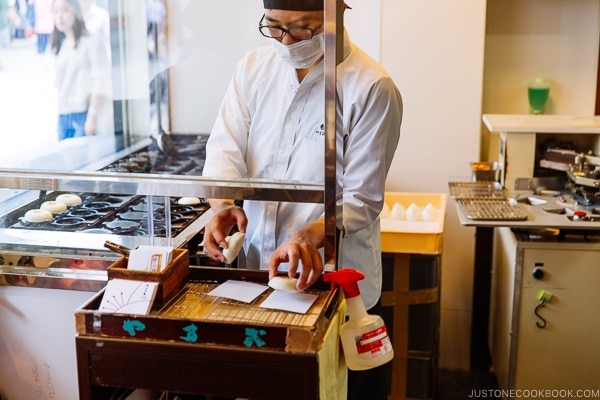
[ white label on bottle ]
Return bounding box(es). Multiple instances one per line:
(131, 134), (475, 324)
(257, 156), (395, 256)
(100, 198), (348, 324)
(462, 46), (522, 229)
(355, 326), (393, 358)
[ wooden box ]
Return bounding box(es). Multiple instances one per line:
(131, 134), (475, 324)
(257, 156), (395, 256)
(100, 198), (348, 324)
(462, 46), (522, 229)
(107, 248), (189, 307)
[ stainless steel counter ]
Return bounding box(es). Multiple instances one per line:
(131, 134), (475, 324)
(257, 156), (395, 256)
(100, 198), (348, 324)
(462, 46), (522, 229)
(454, 190), (600, 231)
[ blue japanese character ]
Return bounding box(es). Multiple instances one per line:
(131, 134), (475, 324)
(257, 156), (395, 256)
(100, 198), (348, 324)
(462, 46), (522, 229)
(180, 323), (199, 343)
(122, 319), (146, 336)
(243, 327), (267, 347)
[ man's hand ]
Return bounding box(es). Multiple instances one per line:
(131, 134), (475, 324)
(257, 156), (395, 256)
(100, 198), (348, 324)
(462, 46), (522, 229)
(268, 218), (325, 291)
(203, 201), (247, 263)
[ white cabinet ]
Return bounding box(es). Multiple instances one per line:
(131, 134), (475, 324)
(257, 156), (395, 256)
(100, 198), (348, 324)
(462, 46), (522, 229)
(490, 227), (600, 399)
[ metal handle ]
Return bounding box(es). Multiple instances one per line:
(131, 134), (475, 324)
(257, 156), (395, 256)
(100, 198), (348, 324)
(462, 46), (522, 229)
(534, 301), (548, 329)
(103, 240), (131, 257)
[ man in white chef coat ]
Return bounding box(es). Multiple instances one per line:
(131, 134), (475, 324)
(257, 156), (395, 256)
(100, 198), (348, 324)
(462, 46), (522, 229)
(202, 0), (402, 398)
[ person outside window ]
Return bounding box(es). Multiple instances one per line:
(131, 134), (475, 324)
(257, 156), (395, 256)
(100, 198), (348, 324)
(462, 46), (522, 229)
(51, 0), (110, 140)
(0, 0), (10, 69)
(31, 0), (53, 53)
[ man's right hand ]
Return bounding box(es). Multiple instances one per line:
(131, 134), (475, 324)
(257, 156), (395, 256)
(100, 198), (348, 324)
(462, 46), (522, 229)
(202, 201), (247, 263)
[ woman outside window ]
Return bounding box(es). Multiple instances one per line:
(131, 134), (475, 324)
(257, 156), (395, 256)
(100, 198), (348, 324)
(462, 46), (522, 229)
(51, 0), (110, 140)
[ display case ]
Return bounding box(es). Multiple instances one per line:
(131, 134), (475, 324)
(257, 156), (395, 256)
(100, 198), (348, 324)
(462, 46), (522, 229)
(0, 1), (345, 398)
(0, 0), (339, 292)
(0, 142), (324, 291)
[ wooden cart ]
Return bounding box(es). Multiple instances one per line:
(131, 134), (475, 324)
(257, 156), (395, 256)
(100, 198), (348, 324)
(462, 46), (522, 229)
(75, 266), (347, 400)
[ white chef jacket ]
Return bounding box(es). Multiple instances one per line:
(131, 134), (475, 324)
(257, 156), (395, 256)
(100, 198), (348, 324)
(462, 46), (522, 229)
(203, 31), (402, 309)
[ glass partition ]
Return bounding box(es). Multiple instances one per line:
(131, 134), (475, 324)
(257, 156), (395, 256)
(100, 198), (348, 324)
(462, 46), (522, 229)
(0, 0), (329, 195)
(0, 0), (343, 289)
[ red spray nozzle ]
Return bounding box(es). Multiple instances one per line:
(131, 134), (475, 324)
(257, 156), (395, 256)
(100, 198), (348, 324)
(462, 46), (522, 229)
(322, 268), (365, 298)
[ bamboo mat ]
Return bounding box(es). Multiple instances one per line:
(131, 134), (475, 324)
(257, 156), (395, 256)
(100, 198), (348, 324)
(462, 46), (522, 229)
(155, 281), (330, 327)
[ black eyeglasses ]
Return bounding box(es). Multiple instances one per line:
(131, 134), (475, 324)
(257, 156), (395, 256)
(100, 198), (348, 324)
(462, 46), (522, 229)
(258, 15), (323, 41)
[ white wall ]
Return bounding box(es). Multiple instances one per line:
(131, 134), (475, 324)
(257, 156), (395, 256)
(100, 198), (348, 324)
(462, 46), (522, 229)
(376, 0), (486, 370)
(482, 0), (600, 160)
(167, 0), (267, 133)
(347, 1), (481, 370)
(0, 287), (95, 400)
(483, 0), (600, 116)
(343, 0), (381, 60)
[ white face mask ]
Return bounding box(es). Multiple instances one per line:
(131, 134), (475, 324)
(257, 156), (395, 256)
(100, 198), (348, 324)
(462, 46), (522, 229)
(271, 33), (324, 69)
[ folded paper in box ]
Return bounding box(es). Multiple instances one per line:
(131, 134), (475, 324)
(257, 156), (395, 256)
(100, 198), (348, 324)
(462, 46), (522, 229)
(128, 245), (173, 272)
(99, 279), (159, 315)
(107, 249), (189, 307)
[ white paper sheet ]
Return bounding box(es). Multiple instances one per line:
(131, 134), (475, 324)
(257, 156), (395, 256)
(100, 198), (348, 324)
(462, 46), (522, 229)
(260, 290), (319, 314)
(99, 279), (159, 314)
(207, 279), (269, 303)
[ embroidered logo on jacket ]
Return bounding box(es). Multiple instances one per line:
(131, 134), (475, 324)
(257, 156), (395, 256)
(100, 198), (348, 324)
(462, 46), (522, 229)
(304, 123), (325, 143)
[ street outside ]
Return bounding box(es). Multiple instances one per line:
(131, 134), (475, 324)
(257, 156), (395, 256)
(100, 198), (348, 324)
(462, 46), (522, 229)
(0, 35), (61, 166)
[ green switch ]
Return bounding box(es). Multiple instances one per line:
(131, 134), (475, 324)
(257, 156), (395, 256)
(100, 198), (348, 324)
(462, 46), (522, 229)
(537, 290), (552, 303)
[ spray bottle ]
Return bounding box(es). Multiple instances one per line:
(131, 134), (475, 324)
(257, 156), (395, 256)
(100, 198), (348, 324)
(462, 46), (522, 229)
(323, 268), (394, 370)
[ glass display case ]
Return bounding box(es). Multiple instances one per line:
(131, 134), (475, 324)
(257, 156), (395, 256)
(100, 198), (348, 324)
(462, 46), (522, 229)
(0, 0), (343, 291)
(0, 2), (346, 399)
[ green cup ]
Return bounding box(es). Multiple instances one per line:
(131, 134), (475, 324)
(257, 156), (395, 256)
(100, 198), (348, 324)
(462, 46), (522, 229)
(528, 78), (550, 114)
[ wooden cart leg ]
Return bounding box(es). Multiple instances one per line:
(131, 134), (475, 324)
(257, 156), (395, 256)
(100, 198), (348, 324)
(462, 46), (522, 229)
(380, 253), (410, 400)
